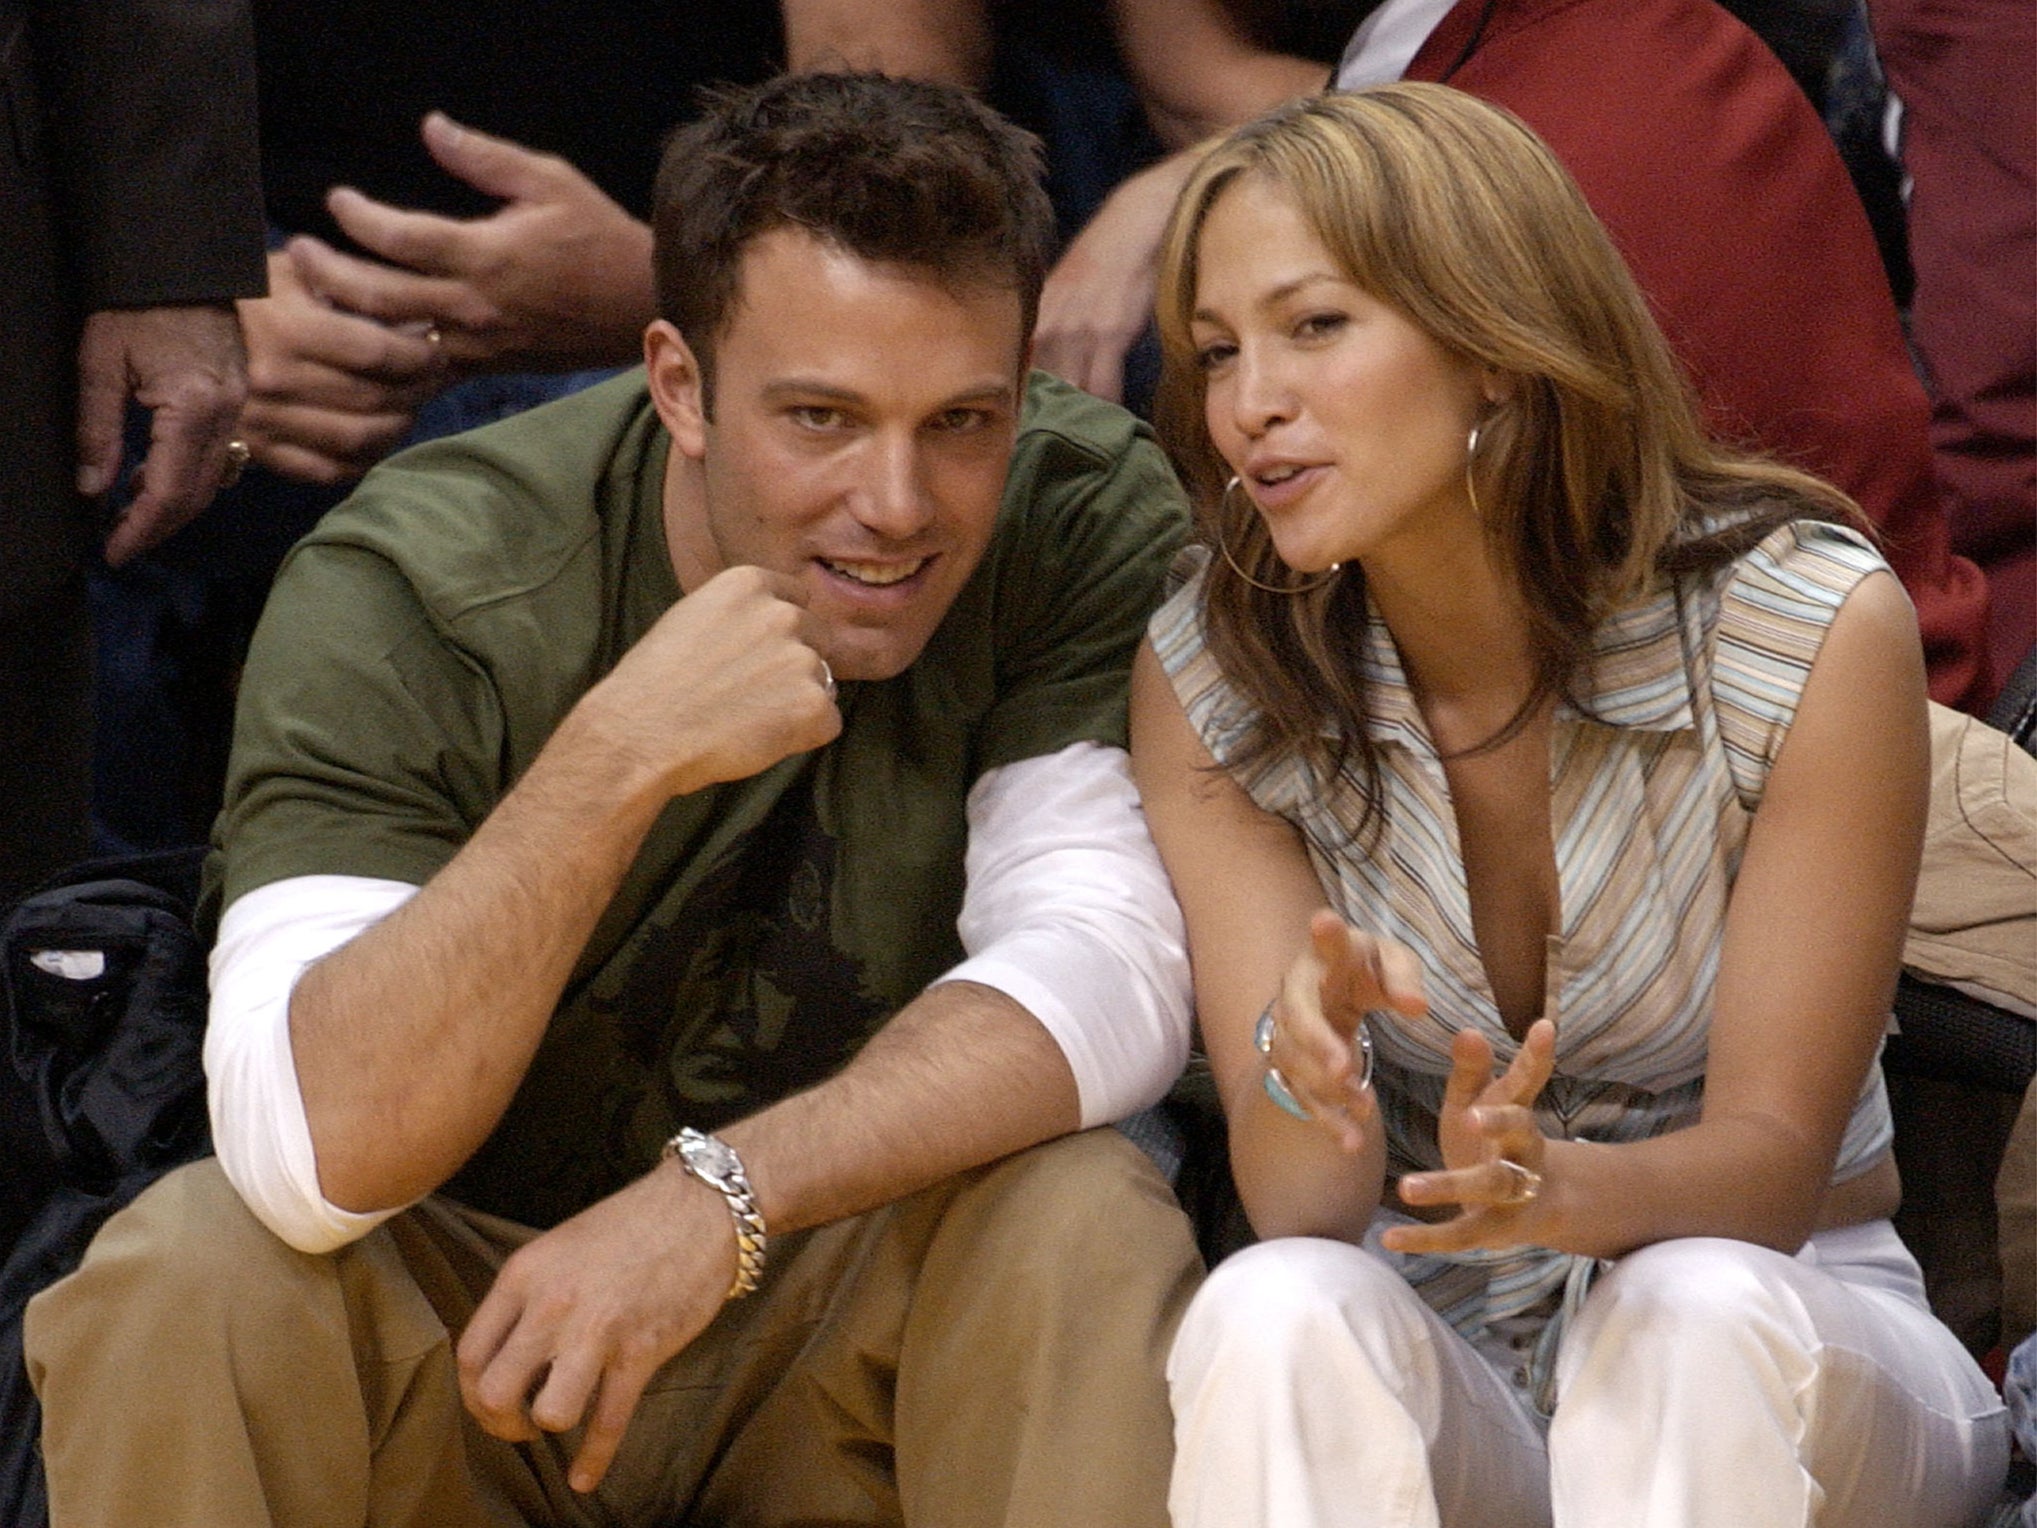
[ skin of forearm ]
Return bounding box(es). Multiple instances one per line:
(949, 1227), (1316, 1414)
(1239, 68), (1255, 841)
(784, 0), (993, 87)
(1227, 1082), (1385, 1246)
(1532, 1112), (1849, 1261)
(722, 980), (1081, 1237)
(1140, 54), (1331, 149)
(1110, 0), (1327, 149)
(291, 709), (672, 1213)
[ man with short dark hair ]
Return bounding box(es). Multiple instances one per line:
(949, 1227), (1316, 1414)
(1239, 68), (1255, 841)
(26, 73), (1200, 1527)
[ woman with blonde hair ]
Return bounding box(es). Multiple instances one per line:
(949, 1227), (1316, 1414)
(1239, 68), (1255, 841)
(1134, 83), (2007, 1526)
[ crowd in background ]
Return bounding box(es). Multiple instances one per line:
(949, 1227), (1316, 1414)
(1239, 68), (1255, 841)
(0, 1), (2031, 1521)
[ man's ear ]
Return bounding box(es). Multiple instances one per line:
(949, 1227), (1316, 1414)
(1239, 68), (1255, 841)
(644, 320), (709, 460)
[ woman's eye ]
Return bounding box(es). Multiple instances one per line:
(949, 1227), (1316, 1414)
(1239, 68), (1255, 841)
(1297, 312), (1348, 340)
(1195, 342), (1237, 371)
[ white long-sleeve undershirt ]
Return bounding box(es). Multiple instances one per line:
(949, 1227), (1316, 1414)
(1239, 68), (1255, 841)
(205, 740), (1192, 1253)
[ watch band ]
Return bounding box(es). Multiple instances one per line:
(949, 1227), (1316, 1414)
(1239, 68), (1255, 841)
(663, 1127), (768, 1300)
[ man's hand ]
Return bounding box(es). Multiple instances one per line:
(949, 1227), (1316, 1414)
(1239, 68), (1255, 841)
(237, 250), (449, 485)
(568, 566), (843, 801)
(303, 113), (656, 376)
(458, 1165), (736, 1494)
(77, 304), (248, 566)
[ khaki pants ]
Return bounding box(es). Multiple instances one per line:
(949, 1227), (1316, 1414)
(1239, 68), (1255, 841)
(26, 1129), (1201, 1527)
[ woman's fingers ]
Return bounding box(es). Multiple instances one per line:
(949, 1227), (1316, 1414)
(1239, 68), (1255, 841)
(1262, 1001), (1368, 1149)
(1396, 1156), (1535, 1211)
(1487, 1017), (1557, 1109)
(1440, 1026), (1496, 1118)
(1312, 910), (1428, 1021)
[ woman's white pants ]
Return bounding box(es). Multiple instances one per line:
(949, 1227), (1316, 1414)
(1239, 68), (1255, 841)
(1167, 1224), (2008, 1527)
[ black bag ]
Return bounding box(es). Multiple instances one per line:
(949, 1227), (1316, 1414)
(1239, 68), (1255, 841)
(0, 848), (212, 1528)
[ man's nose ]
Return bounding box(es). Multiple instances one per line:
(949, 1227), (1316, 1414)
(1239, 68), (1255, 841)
(851, 437), (935, 541)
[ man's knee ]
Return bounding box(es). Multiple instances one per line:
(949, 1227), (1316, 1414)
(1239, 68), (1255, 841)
(28, 1161), (315, 1361)
(939, 1128), (1199, 1289)
(26, 1157), (435, 1391)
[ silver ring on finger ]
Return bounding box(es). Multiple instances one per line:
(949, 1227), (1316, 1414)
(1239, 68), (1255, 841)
(818, 659), (837, 704)
(1492, 1157), (1542, 1207)
(221, 437), (252, 490)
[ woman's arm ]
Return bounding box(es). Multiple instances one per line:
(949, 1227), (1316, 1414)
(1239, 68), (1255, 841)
(1132, 642), (1395, 1241)
(1388, 571), (1929, 1260)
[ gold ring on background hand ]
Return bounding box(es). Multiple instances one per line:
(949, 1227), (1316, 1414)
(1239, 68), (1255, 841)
(1492, 1157), (1542, 1207)
(221, 438), (251, 489)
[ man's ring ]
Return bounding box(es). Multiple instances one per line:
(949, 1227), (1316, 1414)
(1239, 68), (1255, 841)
(1493, 1158), (1542, 1207)
(819, 659), (837, 704)
(423, 324), (444, 348)
(221, 438), (251, 489)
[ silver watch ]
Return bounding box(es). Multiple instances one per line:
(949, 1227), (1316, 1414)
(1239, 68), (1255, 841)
(663, 1127), (767, 1300)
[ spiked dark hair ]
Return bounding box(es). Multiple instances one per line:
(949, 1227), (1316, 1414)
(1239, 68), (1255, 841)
(652, 71), (1053, 398)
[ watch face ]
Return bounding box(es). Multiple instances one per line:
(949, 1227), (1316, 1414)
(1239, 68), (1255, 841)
(680, 1132), (740, 1183)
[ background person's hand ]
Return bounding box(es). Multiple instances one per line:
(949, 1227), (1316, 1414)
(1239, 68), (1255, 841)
(1261, 909), (1427, 1152)
(77, 304), (248, 565)
(236, 250), (448, 485)
(457, 1165), (738, 1494)
(1383, 1019), (1559, 1254)
(1032, 155), (1192, 404)
(307, 113), (657, 377)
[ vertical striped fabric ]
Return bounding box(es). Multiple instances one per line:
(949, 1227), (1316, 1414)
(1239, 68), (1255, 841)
(1152, 520), (1897, 1410)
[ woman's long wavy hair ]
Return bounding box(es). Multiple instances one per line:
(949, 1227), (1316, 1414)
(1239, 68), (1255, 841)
(1153, 83), (1865, 840)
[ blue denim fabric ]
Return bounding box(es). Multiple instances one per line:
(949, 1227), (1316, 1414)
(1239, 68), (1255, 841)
(88, 366), (616, 857)
(2007, 1332), (2037, 1523)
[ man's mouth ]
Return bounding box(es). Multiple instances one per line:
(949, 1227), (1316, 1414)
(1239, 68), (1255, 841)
(819, 556), (930, 588)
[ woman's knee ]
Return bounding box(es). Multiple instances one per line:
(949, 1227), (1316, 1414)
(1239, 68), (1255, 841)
(1579, 1237), (1808, 1338)
(1170, 1238), (1415, 1393)
(1555, 1237), (1817, 1410)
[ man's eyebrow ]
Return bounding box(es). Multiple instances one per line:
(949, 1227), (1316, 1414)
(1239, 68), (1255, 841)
(759, 379), (1017, 410)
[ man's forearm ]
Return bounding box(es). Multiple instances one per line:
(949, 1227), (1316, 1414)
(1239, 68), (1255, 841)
(286, 565), (840, 1215)
(290, 718), (668, 1213)
(722, 981), (1081, 1239)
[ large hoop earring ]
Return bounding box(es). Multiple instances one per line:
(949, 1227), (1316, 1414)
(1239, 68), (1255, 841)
(1465, 421), (1485, 523)
(1215, 476), (1341, 594)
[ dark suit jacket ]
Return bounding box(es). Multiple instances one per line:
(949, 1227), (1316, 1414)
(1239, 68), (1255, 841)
(0, 0), (265, 904)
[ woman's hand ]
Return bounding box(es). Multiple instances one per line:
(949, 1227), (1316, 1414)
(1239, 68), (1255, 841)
(1260, 910), (1427, 1152)
(1382, 1020), (1557, 1254)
